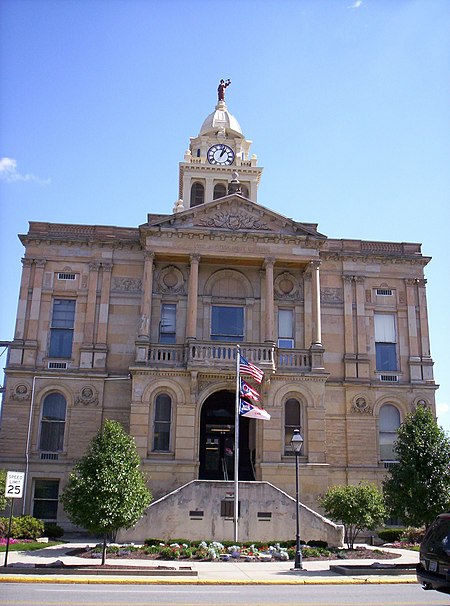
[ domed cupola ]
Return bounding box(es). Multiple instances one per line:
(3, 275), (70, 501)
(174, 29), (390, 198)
(176, 80), (263, 210)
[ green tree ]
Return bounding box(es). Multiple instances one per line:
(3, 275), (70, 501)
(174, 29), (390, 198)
(0, 469), (7, 512)
(318, 483), (387, 549)
(61, 420), (152, 564)
(383, 404), (450, 528)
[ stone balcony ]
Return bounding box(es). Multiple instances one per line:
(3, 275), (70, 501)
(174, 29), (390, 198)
(139, 340), (313, 374)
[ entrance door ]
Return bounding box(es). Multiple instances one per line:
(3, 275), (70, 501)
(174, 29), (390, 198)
(199, 390), (255, 481)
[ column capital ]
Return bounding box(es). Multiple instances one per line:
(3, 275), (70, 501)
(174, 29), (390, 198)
(308, 260), (321, 271)
(34, 258), (47, 268)
(190, 253), (201, 264)
(21, 257), (33, 268)
(343, 274), (354, 283)
(89, 261), (101, 272)
(144, 251), (155, 261)
(354, 276), (365, 284)
(263, 257), (275, 269)
(102, 263), (113, 273)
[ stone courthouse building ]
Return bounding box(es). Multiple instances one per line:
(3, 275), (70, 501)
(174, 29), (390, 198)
(0, 84), (437, 541)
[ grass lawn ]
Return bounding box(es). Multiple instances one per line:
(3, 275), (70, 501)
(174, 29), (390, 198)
(0, 541), (62, 552)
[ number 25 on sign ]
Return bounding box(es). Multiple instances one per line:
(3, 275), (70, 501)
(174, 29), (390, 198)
(5, 471), (25, 499)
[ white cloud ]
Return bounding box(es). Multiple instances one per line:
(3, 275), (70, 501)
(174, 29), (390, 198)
(348, 0), (363, 8)
(0, 157), (50, 186)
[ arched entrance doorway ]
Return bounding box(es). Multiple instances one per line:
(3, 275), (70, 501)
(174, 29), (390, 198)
(199, 390), (255, 481)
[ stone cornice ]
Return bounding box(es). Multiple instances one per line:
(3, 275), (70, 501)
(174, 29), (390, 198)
(20, 222), (140, 248)
(321, 239), (430, 265)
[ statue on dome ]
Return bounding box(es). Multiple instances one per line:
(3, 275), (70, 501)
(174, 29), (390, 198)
(218, 79), (231, 101)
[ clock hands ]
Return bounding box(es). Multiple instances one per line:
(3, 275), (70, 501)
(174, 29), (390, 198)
(219, 147), (227, 158)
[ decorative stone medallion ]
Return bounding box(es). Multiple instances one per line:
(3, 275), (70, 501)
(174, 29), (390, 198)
(351, 397), (372, 415)
(11, 383), (31, 402)
(75, 386), (99, 407)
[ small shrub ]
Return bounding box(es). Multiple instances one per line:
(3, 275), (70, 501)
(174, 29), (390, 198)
(377, 528), (404, 543)
(11, 516), (44, 540)
(144, 538), (165, 546)
(44, 523), (64, 539)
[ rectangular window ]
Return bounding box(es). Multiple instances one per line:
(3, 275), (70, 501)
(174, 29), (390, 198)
(49, 299), (76, 358)
(33, 479), (59, 521)
(153, 394), (172, 451)
(211, 306), (244, 342)
(375, 313), (397, 371)
(278, 309), (294, 348)
(159, 304), (176, 343)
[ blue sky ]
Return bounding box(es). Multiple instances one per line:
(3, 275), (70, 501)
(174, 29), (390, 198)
(1, 0), (449, 431)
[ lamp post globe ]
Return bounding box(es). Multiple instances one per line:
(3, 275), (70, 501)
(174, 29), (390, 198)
(290, 429), (304, 571)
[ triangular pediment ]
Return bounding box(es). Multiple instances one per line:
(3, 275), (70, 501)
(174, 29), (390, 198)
(143, 195), (326, 239)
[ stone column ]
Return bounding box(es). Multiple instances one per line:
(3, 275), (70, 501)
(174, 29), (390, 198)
(96, 263), (112, 345)
(310, 261), (322, 346)
(417, 279), (430, 357)
(354, 276), (369, 380)
(186, 254), (200, 339)
(355, 276), (366, 355)
(83, 262), (100, 345)
(343, 274), (356, 379)
(205, 178), (214, 205)
(27, 258), (46, 341)
(139, 252), (155, 339)
(303, 271), (312, 348)
(417, 278), (434, 382)
(406, 278), (419, 357)
(343, 275), (354, 353)
(14, 258), (33, 340)
(264, 257), (275, 342)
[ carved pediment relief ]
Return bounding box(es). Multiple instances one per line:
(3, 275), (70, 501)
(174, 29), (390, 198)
(145, 196), (326, 239)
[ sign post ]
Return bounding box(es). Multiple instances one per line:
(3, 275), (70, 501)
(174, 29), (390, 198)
(3, 471), (25, 567)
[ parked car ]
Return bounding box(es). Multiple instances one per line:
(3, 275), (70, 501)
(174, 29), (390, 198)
(417, 513), (450, 594)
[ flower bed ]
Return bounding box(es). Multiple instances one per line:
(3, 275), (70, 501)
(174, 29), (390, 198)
(76, 541), (400, 562)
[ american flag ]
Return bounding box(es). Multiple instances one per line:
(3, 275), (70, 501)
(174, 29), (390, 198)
(239, 354), (264, 384)
(240, 379), (261, 402)
(239, 399), (270, 421)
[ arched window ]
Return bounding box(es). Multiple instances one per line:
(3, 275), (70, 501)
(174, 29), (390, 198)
(191, 182), (204, 207)
(153, 393), (172, 451)
(379, 404), (401, 461)
(284, 398), (302, 455)
(213, 184), (227, 200)
(39, 393), (67, 452)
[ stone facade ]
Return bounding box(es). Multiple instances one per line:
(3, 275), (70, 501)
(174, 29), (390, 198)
(0, 93), (437, 540)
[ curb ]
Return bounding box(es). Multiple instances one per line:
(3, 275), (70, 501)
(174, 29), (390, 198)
(0, 575), (419, 586)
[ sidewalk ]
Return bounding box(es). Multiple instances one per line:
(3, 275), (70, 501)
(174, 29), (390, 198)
(0, 542), (420, 585)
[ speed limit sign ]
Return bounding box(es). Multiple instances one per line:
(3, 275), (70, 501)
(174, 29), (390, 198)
(5, 471), (25, 499)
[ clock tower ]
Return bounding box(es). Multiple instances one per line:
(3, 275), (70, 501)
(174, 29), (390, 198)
(177, 80), (263, 210)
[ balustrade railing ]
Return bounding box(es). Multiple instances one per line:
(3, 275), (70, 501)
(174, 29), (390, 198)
(146, 341), (311, 372)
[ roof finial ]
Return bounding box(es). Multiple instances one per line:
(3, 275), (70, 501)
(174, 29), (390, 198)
(218, 79), (231, 102)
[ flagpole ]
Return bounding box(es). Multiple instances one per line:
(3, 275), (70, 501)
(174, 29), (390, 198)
(234, 344), (240, 543)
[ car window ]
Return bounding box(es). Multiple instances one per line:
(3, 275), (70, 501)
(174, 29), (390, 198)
(424, 519), (450, 558)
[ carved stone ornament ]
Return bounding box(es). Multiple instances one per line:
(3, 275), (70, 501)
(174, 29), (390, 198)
(75, 386), (99, 407)
(112, 277), (142, 293)
(197, 211), (268, 231)
(156, 266), (185, 294)
(274, 272), (303, 300)
(11, 383), (31, 402)
(351, 397), (372, 415)
(321, 287), (343, 304)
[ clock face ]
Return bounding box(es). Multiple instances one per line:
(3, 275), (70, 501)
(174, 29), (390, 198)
(207, 144), (235, 166)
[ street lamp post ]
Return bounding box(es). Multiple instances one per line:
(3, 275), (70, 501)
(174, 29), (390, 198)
(290, 428), (304, 570)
